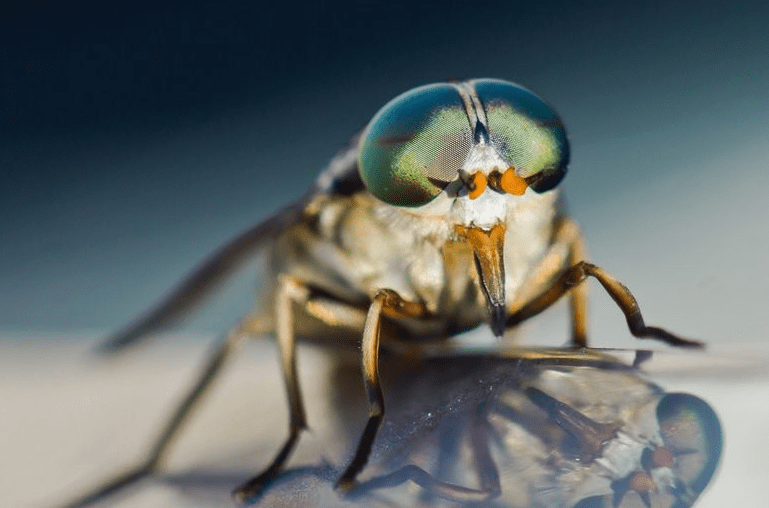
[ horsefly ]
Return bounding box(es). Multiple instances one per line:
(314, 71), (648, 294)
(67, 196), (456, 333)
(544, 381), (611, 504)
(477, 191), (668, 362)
(61, 79), (704, 508)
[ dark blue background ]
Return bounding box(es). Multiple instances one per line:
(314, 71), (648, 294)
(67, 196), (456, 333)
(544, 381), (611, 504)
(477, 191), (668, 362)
(2, 0), (768, 345)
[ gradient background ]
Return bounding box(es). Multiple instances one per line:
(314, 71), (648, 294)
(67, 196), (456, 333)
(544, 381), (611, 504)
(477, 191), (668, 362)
(2, 1), (768, 506)
(3, 0), (769, 346)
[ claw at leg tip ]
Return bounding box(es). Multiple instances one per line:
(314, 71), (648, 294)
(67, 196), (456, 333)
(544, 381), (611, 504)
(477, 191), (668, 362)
(490, 303), (506, 337)
(335, 476), (357, 493)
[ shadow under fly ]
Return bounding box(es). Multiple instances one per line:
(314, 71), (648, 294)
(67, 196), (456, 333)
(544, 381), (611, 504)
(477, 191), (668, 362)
(58, 79), (706, 508)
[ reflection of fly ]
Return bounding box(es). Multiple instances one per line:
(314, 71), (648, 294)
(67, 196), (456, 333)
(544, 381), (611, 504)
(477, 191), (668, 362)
(64, 79), (703, 507)
(253, 350), (722, 508)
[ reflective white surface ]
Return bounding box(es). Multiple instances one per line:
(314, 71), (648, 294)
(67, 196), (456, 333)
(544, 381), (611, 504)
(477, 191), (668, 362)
(2, 334), (766, 508)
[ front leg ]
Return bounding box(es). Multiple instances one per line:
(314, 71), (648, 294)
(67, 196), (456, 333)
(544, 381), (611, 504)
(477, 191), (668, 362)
(505, 217), (589, 347)
(336, 289), (430, 491)
(236, 278), (421, 501)
(507, 261), (704, 348)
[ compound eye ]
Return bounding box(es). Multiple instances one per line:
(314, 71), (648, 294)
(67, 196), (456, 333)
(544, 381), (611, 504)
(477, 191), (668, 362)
(473, 79), (569, 193)
(656, 393), (723, 499)
(358, 84), (471, 207)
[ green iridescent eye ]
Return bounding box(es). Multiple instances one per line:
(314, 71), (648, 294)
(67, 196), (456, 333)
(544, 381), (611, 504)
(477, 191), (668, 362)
(359, 80), (569, 205)
(358, 84), (471, 207)
(473, 79), (569, 193)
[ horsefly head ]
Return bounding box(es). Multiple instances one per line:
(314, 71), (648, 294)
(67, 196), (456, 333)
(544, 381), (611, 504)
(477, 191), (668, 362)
(357, 80), (568, 336)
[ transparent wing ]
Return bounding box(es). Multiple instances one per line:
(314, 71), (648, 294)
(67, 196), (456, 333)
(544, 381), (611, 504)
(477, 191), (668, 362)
(96, 136), (364, 354)
(96, 193), (314, 354)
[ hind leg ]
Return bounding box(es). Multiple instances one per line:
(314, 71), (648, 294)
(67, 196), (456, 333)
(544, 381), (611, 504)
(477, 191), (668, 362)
(61, 328), (244, 508)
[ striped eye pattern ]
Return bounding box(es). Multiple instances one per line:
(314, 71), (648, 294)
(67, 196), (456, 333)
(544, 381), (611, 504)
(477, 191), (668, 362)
(358, 79), (569, 207)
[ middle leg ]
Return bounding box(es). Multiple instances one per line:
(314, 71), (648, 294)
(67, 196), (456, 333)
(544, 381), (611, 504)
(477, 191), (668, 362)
(505, 217), (589, 347)
(234, 276), (377, 501)
(506, 261), (703, 348)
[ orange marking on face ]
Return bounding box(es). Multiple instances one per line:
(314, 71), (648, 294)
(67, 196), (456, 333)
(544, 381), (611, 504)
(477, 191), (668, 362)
(500, 167), (527, 195)
(630, 471), (655, 492)
(468, 172), (487, 199)
(652, 447), (675, 468)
